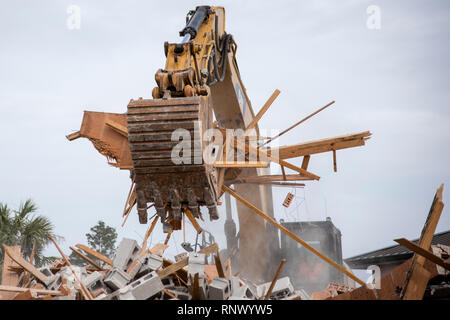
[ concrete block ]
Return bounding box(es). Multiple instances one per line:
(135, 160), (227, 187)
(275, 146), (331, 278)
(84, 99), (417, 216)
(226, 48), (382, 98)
(137, 253), (163, 278)
(104, 268), (131, 291)
(256, 276), (294, 299)
(117, 286), (137, 300)
(208, 277), (232, 300)
(83, 271), (106, 293)
(47, 274), (63, 291)
(53, 294), (76, 300)
(113, 238), (141, 271)
(128, 271), (164, 300)
(39, 267), (53, 278)
(187, 252), (205, 278)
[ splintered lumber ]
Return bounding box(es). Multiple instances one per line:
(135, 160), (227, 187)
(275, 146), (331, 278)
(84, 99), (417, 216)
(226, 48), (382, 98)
(0, 285), (63, 296)
(156, 243), (219, 279)
(76, 244), (113, 266)
(47, 232), (93, 300)
(401, 184), (445, 300)
(233, 138), (320, 180)
(69, 246), (103, 271)
(223, 185), (365, 286)
(106, 119), (128, 137)
(264, 259), (286, 300)
(244, 89), (280, 135)
(184, 208), (203, 234)
(394, 238), (450, 271)
(2, 245), (50, 285)
(263, 100), (335, 146)
(270, 131), (371, 160)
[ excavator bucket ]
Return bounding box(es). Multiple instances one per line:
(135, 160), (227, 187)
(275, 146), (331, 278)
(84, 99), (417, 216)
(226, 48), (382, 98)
(127, 95), (219, 225)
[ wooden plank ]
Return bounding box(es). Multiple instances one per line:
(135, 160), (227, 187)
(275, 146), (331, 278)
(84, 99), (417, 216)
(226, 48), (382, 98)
(66, 131), (81, 141)
(106, 119), (128, 137)
(402, 184), (445, 300)
(184, 208), (203, 234)
(270, 131), (371, 160)
(0, 285), (63, 296)
(164, 229), (173, 245)
(69, 247), (103, 271)
(214, 254), (225, 278)
(263, 100), (335, 146)
(264, 259), (286, 300)
(223, 186), (366, 286)
(394, 238), (450, 271)
(213, 161), (269, 168)
(301, 155), (310, 170)
(233, 138), (320, 180)
(332, 150), (337, 172)
(141, 215), (160, 251)
(76, 244), (113, 266)
(156, 243), (219, 279)
(244, 89), (280, 135)
(2, 245), (50, 285)
(1, 246), (22, 299)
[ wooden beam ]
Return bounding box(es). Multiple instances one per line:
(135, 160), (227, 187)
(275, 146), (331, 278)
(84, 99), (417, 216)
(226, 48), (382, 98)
(0, 285), (63, 296)
(223, 185), (366, 286)
(264, 259), (286, 300)
(184, 208), (203, 234)
(1, 246), (22, 299)
(271, 131), (371, 160)
(213, 161), (269, 168)
(66, 131), (81, 141)
(214, 254), (226, 278)
(280, 165), (286, 181)
(141, 215), (160, 251)
(156, 243), (219, 279)
(227, 174), (312, 184)
(164, 229), (173, 245)
(233, 138), (320, 180)
(332, 150), (337, 172)
(402, 184), (445, 300)
(301, 155), (310, 170)
(69, 246), (103, 271)
(263, 100), (335, 146)
(394, 238), (450, 271)
(244, 89), (280, 135)
(2, 245), (50, 285)
(75, 244), (112, 266)
(106, 119), (128, 137)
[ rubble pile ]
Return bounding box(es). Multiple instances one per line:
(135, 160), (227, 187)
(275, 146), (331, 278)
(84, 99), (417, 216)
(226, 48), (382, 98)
(0, 238), (309, 300)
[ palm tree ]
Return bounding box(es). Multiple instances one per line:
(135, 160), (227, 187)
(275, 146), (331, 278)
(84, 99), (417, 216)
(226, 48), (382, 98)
(0, 199), (59, 274)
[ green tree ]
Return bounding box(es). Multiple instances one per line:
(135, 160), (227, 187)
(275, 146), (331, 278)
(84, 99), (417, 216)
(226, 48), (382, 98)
(69, 221), (117, 267)
(0, 199), (59, 277)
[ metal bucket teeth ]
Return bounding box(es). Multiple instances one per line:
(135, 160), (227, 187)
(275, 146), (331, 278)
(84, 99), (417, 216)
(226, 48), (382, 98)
(127, 96), (218, 224)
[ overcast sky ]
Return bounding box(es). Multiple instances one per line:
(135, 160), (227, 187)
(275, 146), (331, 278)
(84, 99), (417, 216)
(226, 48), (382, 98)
(1, 0), (449, 269)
